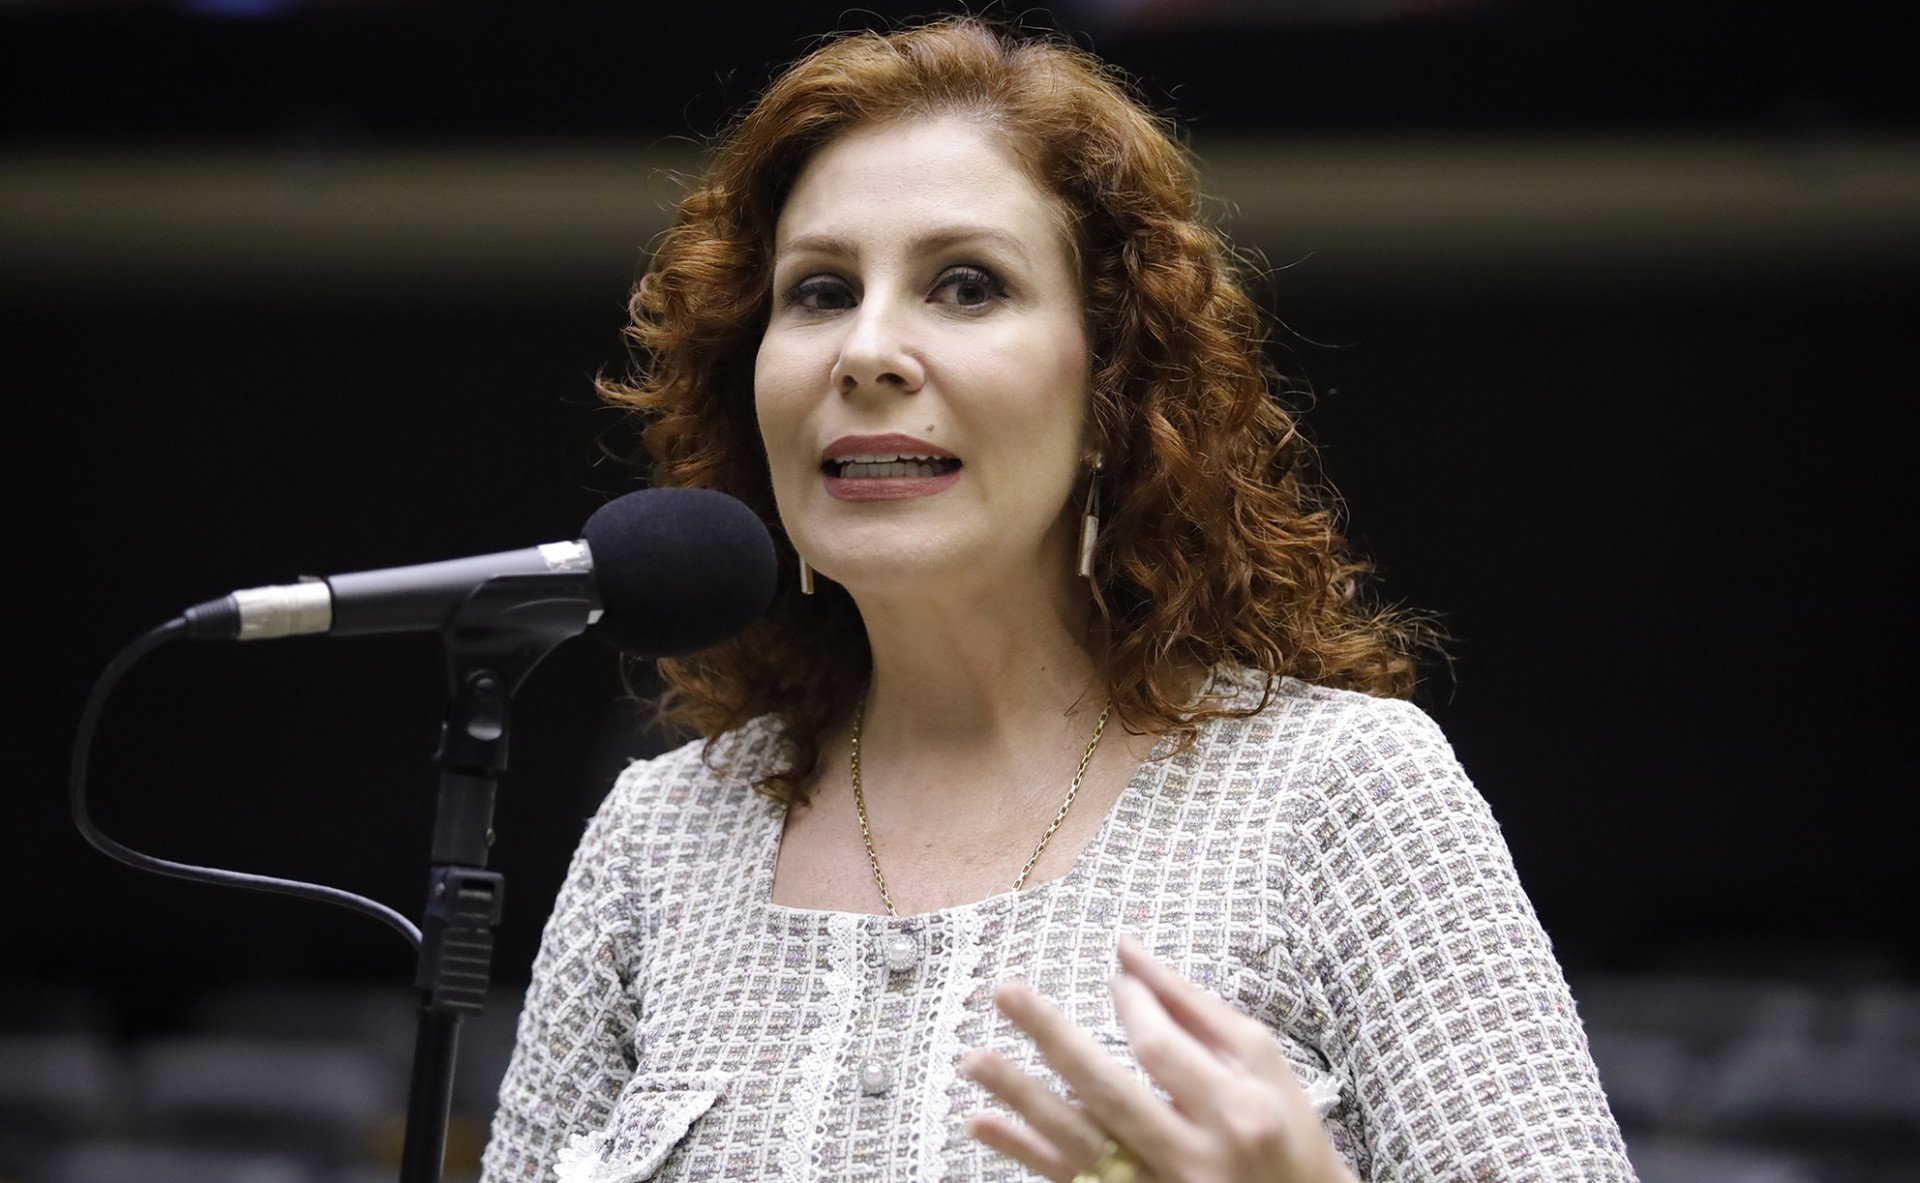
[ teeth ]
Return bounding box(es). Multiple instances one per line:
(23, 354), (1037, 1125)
(824, 450), (959, 479)
(836, 459), (949, 478)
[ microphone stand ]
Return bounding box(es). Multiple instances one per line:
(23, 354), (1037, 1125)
(400, 572), (598, 1183)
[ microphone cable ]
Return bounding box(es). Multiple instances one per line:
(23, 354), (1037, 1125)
(69, 617), (423, 949)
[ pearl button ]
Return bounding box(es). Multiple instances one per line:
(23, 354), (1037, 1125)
(857, 1057), (892, 1095)
(881, 933), (919, 972)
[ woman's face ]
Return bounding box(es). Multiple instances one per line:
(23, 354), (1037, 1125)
(754, 116), (1091, 604)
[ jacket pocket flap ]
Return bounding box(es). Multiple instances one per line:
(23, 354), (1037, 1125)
(556, 1077), (726, 1183)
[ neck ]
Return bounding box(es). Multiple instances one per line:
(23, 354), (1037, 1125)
(858, 586), (1098, 748)
(831, 528), (1107, 776)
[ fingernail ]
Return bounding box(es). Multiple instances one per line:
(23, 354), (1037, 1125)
(957, 1050), (983, 1077)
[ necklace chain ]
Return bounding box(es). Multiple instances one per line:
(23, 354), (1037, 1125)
(849, 694), (1115, 918)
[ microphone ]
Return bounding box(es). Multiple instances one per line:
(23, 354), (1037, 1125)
(181, 488), (777, 657)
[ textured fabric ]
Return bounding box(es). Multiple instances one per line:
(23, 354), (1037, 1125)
(481, 671), (1635, 1182)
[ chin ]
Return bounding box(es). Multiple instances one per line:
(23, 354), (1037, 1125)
(807, 525), (994, 591)
(816, 548), (969, 596)
(799, 507), (1071, 598)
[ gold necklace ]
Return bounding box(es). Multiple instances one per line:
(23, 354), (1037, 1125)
(849, 694), (1115, 917)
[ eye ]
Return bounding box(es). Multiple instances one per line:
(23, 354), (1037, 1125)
(930, 265), (1006, 309)
(783, 274), (856, 311)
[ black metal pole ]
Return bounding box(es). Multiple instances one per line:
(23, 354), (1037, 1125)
(400, 1006), (464, 1183)
(399, 768), (507, 1183)
(396, 573), (598, 1183)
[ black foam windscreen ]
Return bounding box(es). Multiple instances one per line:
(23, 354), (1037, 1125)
(581, 488), (778, 657)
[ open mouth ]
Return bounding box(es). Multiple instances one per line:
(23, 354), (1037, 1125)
(821, 453), (964, 479)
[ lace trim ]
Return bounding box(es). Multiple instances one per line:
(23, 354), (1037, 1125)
(920, 908), (988, 1181)
(781, 911), (862, 1182)
(1303, 1073), (1343, 1117)
(553, 1128), (609, 1183)
(550, 1079), (727, 1183)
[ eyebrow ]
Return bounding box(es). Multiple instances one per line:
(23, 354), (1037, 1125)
(775, 225), (1033, 265)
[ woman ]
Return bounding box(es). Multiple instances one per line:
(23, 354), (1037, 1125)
(482, 18), (1633, 1183)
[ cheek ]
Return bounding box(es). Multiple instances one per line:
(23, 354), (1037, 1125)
(1027, 327), (1093, 443)
(969, 321), (1089, 416)
(752, 342), (809, 477)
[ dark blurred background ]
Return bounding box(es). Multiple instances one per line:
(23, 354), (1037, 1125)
(3, 2), (1916, 1181)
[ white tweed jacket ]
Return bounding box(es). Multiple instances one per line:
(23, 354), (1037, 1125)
(481, 671), (1635, 1182)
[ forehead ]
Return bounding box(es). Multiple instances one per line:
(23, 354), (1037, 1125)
(773, 116), (1072, 258)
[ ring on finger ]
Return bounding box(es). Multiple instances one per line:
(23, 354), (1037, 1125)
(1072, 1139), (1141, 1183)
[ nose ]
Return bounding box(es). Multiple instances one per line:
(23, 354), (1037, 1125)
(830, 296), (925, 396)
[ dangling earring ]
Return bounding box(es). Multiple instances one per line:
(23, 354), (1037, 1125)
(798, 556), (816, 596)
(1076, 454), (1103, 581)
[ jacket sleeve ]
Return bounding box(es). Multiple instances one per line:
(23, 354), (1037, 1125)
(1294, 697), (1636, 1181)
(480, 768), (648, 1183)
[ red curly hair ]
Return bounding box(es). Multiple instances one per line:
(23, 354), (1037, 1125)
(604, 17), (1426, 801)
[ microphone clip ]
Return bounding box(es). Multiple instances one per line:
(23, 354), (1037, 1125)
(432, 570), (597, 776)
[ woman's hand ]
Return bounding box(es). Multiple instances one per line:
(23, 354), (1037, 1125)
(959, 935), (1359, 1183)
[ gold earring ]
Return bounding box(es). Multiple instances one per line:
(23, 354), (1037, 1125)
(798, 557), (816, 596)
(1076, 454), (1103, 581)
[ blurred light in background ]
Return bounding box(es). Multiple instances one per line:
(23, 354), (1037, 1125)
(1059, 0), (1497, 29)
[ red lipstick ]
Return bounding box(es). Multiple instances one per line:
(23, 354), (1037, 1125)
(821, 433), (963, 501)
(821, 433), (958, 462)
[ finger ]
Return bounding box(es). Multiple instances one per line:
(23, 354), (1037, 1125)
(1109, 970), (1240, 1110)
(960, 1048), (1106, 1165)
(964, 1110), (1082, 1183)
(992, 979), (1196, 1170)
(1116, 941), (1347, 1180)
(1117, 935), (1291, 1076)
